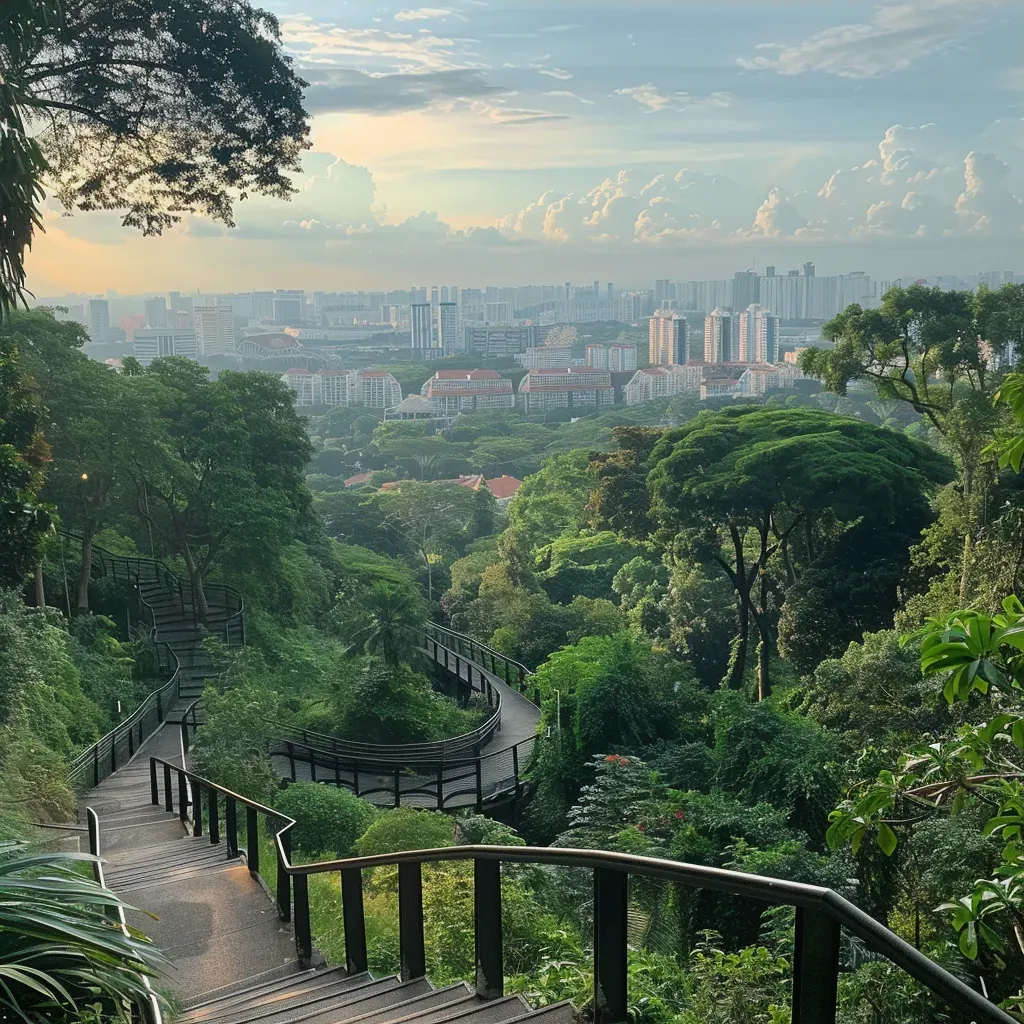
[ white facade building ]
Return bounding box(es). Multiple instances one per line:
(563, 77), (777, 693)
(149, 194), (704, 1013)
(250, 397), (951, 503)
(421, 370), (515, 413)
(649, 313), (688, 366)
(704, 309), (735, 363)
(607, 344), (637, 372)
(517, 367), (615, 413)
(194, 302), (235, 356)
(281, 369), (402, 408)
(624, 365), (704, 405)
(410, 303), (435, 351)
(737, 364), (804, 396)
(738, 305), (781, 364)
(133, 328), (199, 366)
(436, 302), (460, 354)
(524, 346), (574, 369)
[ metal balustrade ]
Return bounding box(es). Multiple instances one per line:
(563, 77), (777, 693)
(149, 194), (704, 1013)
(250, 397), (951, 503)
(61, 533), (244, 792)
(147, 756), (1016, 1024)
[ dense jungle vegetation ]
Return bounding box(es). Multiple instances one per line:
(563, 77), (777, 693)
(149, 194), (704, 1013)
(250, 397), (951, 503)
(3, 283), (1024, 1022)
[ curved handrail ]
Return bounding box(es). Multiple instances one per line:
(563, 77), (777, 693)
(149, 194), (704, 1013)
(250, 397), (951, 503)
(147, 755), (1015, 1024)
(86, 808), (163, 1024)
(63, 533), (244, 791)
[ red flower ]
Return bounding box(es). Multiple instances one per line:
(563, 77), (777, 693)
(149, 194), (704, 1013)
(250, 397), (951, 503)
(674, 810), (685, 820)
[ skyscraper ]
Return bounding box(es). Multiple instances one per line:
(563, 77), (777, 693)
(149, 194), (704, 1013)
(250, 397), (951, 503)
(273, 291), (303, 326)
(704, 309), (734, 363)
(607, 283), (614, 302)
(803, 262), (816, 278)
(194, 302), (235, 357)
(649, 312), (688, 366)
(436, 302), (459, 354)
(738, 305), (781, 363)
(410, 303), (434, 351)
(87, 299), (110, 341)
(732, 270), (760, 310)
(144, 296), (167, 329)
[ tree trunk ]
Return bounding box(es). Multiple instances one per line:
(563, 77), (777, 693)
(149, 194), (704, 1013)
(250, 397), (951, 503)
(755, 624), (771, 701)
(34, 562), (46, 608)
(421, 547), (433, 603)
(727, 593), (749, 689)
(75, 526), (94, 615)
(181, 545), (210, 625)
(959, 465), (976, 605)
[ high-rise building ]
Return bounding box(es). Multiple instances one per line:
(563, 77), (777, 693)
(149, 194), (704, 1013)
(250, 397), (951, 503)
(607, 283), (614, 302)
(654, 280), (675, 304)
(273, 291), (303, 326)
(466, 325), (538, 357)
(524, 346), (573, 369)
(518, 367), (614, 413)
(169, 291), (195, 328)
(410, 303), (434, 350)
(803, 262), (816, 278)
(738, 305), (782, 364)
(704, 309), (735, 363)
(87, 299), (110, 341)
(607, 344), (637, 372)
(649, 312), (688, 366)
(485, 301), (514, 323)
(436, 302), (459, 354)
(144, 297), (167, 329)
(732, 270), (760, 310)
(585, 344), (609, 370)
(133, 328), (198, 366)
(765, 266), (776, 278)
(194, 302), (235, 356)
(421, 370), (515, 414)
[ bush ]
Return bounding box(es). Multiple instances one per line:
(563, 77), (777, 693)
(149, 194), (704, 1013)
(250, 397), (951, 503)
(353, 808), (455, 856)
(276, 782), (378, 857)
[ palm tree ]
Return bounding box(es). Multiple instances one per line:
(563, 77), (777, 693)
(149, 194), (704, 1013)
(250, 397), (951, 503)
(355, 582), (427, 667)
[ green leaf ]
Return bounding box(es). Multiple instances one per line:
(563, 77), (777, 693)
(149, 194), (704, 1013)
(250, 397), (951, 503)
(877, 822), (898, 857)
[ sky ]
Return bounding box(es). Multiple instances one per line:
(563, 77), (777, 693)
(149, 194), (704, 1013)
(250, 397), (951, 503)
(25, 0), (1024, 295)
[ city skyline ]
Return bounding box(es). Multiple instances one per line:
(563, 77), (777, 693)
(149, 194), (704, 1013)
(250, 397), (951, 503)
(23, 0), (1024, 293)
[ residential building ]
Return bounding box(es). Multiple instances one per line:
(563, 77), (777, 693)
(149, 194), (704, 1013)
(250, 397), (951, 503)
(421, 369), (515, 413)
(466, 325), (538, 357)
(88, 299), (110, 341)
(436, 302), (460, 354)
(280, 369), (402, 409)
(701, 378), (740, 399)
(607, 344), (637, 372)
(133, 328), (198, 366)
(456, 474), (523, 507)
(144, 297), (168, 329)
(410, 302), (435, 351)
(517, 367), (614, 413)
(624, 364), (704, 405)
(586, 345), (609, 370)
(704, 309), (735, 363)
(738, 305), (781, 363)
(194, 302), (235, 356)
(169, 291), (194, 328)
(485, 301), (514, 323)
(649, 313), (688, 366)
(737, 364), (804, 396)
(732, 270), (760, 310)
(524, 346), (574, 369)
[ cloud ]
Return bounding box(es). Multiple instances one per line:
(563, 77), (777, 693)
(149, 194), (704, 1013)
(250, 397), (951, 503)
(457, 100), (568, 125)
(956, 151), (1024, 231)
(281, 15), (467, 72)
(394, 8), (453, 20)
(614, 85), (733, 114)
(538, 24), (581, 33)
(746, 188), (809, 237)
(738, 0), (1001, 79)
(304, 68), (505, 114)
(536, 68), (573, 80)
(543, 90), (594, 106)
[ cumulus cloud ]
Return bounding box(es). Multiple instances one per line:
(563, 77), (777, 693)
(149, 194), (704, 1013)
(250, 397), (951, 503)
(956, 151), (1024, 231)
(746, 189), (808, 237)
(614, 84), (671, 112)
(739, 0), (1001, 79)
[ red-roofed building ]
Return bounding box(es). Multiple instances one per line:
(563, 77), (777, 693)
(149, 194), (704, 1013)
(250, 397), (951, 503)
(344, 472), (374, 488)
(517, 367), (614, 413)
(456, 474), (523, 506)
(421, 369), (515, 413)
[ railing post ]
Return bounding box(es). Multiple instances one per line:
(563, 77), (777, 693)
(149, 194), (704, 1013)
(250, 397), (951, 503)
(512, 745), (521, 798)
(398, 862), (426, 982)
(287, 742), (296, 783)
(394, 771), (401, 808)
(504, 660), (511, 685)
(475, 858), (503, 1000)
(226, 797), (238, 858)
(353, 769), (360, 796)
(93, 745), (100, 788)
(150, 759), (158, 805)
(792, 908), (841, 1024)
(594, 868), (628, 1024)
(475, 760), (484, 814)
(277, 830), (292, 922)
(209, 789), (220, 845)
(293, 873), (312, 966)
(436, 769), (444, 810)
(128, 726), (134, 759)
(341, 868), (368, 974)
(111, 731), (117, 774)
(246, 807), (260, 875)
(309, 750), (317, 783)
(163, 763), (173, 812)
(193, 783), (203, 837)
(177, 771), (188, 824)
(180, 716), (189, 752)
(518, 667), (525, 693)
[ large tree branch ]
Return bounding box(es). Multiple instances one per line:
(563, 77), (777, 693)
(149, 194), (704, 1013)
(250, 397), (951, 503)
(26, 58), (175, 83)
(25, 97), (123, 133)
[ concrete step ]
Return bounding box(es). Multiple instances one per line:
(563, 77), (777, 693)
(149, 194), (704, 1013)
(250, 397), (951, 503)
(341, 984), (473, 1024)
(184, 964), (323, 1011)
(385, 995), (529, 1024)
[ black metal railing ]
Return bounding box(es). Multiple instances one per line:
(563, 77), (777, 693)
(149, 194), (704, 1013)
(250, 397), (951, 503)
(268, 734), (536, 811)
(64, 535), (245, 792)
(147, 756), (1015, 1024)
(427, 623), (540, 707)
(85, 808), (163, 1024)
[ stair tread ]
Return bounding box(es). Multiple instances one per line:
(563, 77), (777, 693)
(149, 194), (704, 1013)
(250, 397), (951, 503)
(185, 964), (322, 1009)
(180, 970), (364, 1022)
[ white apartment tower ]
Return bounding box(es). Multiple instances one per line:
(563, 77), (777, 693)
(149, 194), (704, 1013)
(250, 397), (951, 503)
(649, 313), (688, 366)
(194, 302), (235, 357)
(704, 309), (735, 363)
(738, 305), (781, 363)
(410, 303), (435, 350)
(436, 302), (459, 354)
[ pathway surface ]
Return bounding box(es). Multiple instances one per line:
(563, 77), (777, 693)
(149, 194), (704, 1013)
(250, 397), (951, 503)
(78, 558), (298, 1004)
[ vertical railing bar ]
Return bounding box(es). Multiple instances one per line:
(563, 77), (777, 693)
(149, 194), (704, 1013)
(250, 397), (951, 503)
(398, 862), (426, 982)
